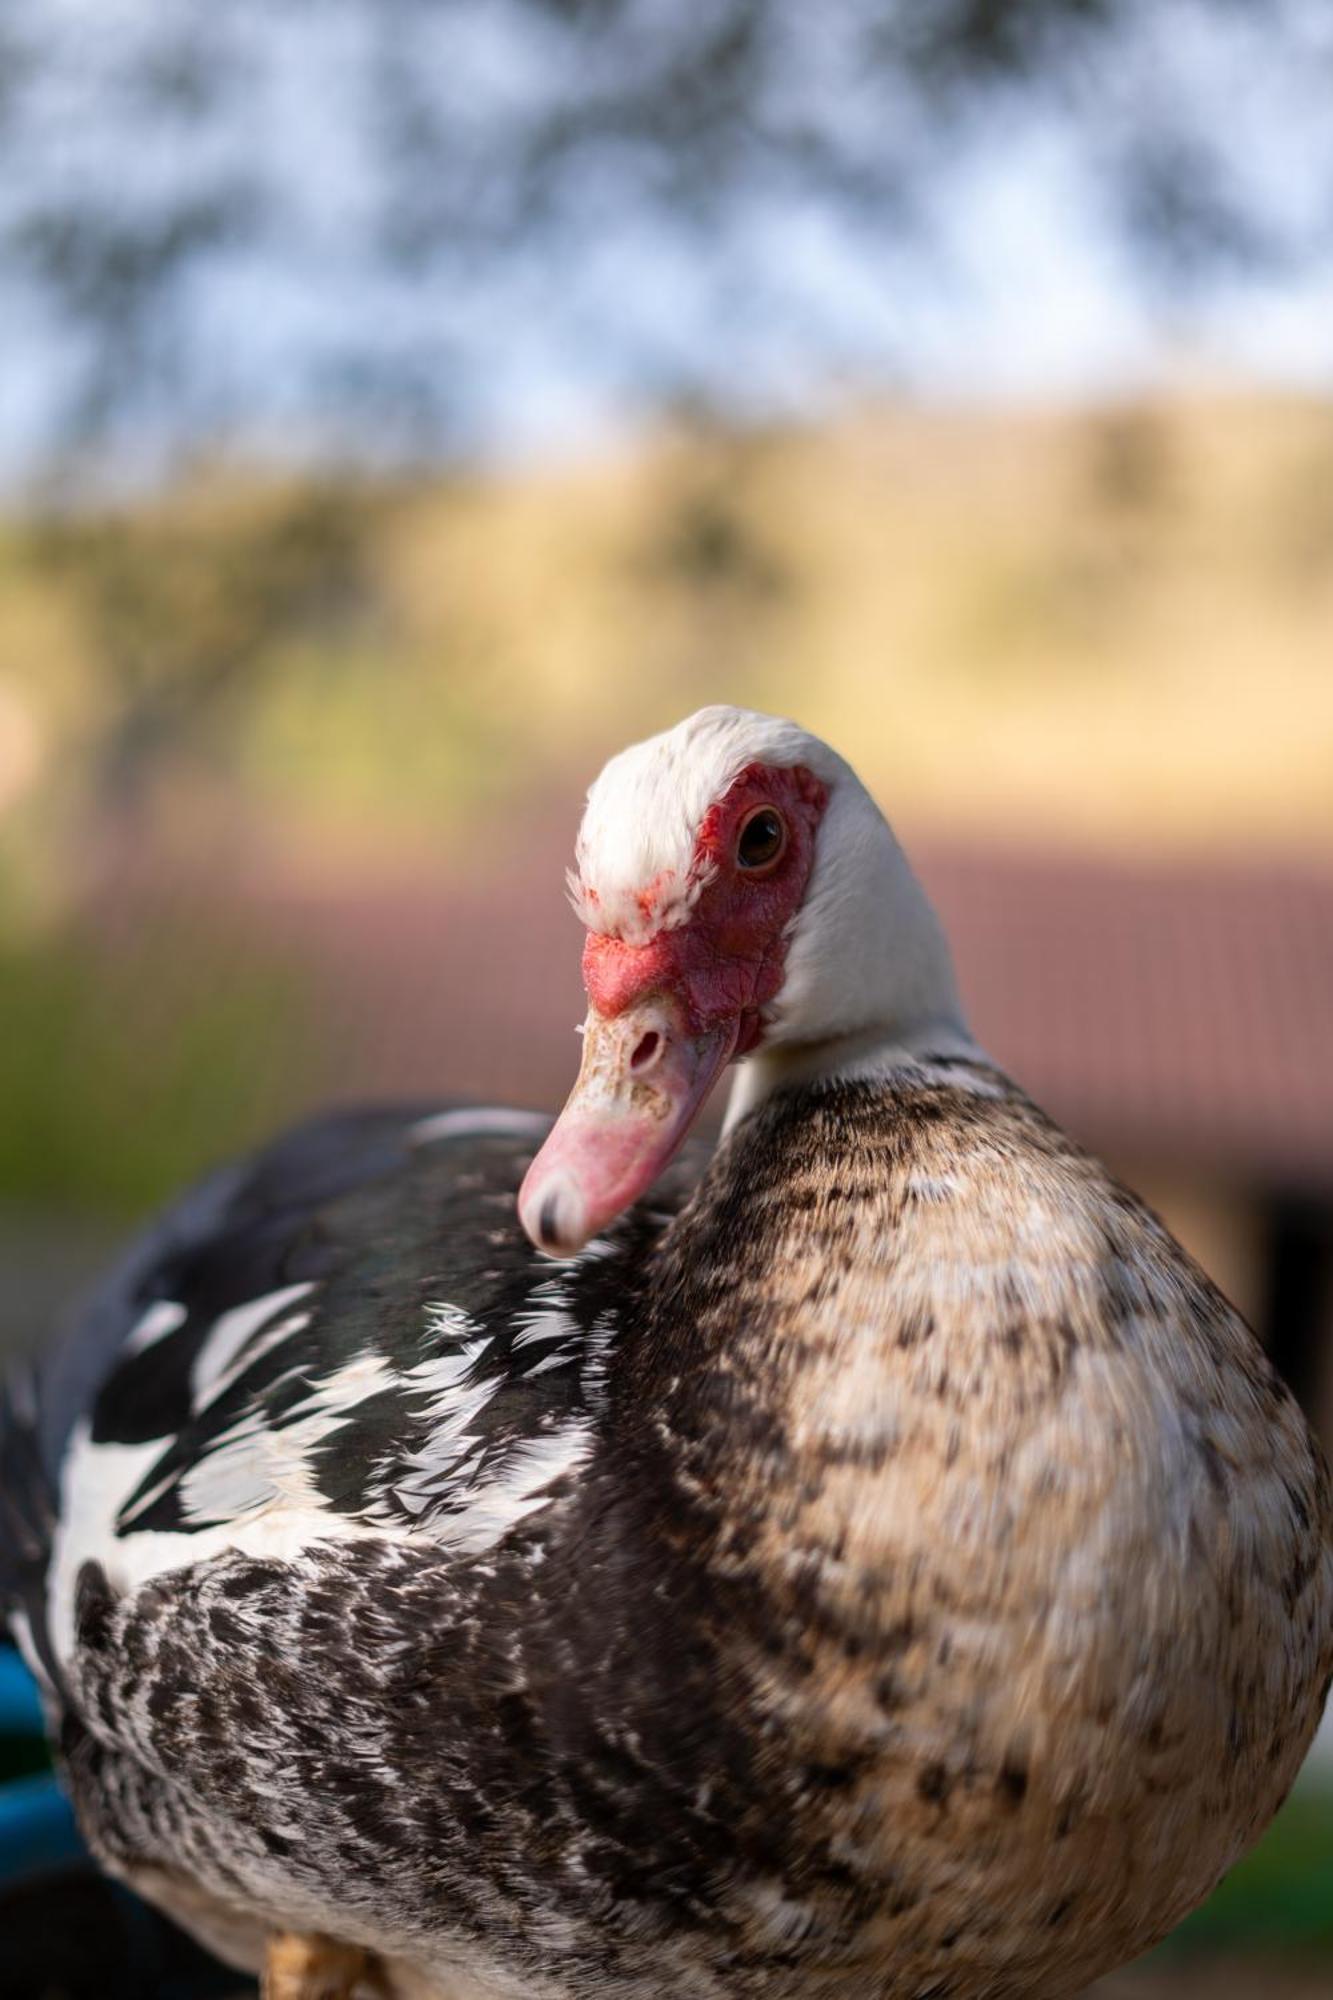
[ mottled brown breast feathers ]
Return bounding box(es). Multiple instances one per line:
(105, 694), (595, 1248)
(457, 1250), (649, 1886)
(614, 1056), (1333, 1997)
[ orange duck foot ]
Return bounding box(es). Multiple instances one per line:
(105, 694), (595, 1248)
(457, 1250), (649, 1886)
(262, 1931), (388, 2000)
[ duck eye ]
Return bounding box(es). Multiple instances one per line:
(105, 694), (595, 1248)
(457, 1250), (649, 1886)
(736, 806), (787, 872)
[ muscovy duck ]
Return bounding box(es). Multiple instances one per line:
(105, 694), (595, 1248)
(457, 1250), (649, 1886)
(2, 705), (1330, 2000)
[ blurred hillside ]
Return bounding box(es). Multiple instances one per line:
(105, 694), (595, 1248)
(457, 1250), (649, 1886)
(4, 390), (1333, 905)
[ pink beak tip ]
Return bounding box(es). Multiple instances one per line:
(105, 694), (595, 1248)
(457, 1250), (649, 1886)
(518, 1168), (586, 1260)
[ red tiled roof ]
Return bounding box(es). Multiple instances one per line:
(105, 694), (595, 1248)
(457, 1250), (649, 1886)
(917, 847), (1333, 1189)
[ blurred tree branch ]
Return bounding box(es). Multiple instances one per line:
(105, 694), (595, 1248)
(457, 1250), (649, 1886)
(0, 0), (1329, 468)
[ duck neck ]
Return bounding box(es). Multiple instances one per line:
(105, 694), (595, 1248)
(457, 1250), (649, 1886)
(722, 1014), (982, 1134)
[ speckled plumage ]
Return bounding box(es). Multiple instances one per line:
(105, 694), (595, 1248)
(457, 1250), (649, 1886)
(6, 701), (1333, 1999)
(4, 1058), (1331, 2000)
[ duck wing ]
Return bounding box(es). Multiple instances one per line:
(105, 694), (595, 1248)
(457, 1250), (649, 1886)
(1, 1103), (696, 1701)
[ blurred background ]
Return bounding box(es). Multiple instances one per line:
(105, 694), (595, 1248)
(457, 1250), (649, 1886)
(1, 3), (1332, 1994)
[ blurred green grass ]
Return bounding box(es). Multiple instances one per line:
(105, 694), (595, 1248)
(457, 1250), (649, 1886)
(0, 925), (315, 1219)
(1161, 1778), (1333, 1953)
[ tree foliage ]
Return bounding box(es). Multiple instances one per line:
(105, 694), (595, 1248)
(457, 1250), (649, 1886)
(1, 0), (1329, 468)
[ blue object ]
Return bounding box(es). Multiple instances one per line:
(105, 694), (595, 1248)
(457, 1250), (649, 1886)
(0, 1647), (45, 1736)
(0, 1771), (83, 1885)
(0, 1649), (87, 1884)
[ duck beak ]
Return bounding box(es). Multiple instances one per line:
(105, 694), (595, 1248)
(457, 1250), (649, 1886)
(519, 996), (736, 1257)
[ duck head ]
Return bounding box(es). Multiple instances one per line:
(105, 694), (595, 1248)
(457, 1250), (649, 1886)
(518, 705), (969, 1256)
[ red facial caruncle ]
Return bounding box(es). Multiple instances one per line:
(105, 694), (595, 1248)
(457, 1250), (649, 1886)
(519, 762), (828, 1256)
(583, 761), (826, 1048)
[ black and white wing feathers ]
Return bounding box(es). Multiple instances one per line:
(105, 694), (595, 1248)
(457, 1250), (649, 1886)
(1, 1103), (696, 1702)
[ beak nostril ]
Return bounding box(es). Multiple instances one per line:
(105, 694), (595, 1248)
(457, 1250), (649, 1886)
(629, 1030), (662, 1072)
